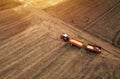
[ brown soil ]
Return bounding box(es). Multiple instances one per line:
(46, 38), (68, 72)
(0, 0), (120, 79)
(0, 0), (22, 11)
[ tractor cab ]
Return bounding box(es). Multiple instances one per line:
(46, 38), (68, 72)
(60, 33), (70, 42)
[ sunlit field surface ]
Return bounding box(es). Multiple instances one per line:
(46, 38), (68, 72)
(0, 0), (67, 11)
(24, 0), (67, 9)
(0, 0), (22, 11)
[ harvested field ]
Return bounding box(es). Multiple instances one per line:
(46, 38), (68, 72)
(0, 0), (120, 79)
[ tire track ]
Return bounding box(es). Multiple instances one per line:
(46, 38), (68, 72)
(66, 22), (120, 59)
(84, 1), (120, 30)
(112, 30), (120, 48)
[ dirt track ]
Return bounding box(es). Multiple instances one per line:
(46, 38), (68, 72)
(0, 0), (120, 79)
